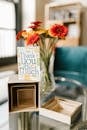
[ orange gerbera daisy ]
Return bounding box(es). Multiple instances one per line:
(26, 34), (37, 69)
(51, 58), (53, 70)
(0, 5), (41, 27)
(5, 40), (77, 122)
(28, 25), (38, 30)
(48, 24), (68, 38)
(26, 33), (40, 45)
(16, 30), (26, 40)
(31, 21), (42, 26)
(28, 21), (42, 30)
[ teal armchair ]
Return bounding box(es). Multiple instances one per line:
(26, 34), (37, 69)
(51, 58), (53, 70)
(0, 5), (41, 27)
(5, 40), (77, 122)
(54, 47), (87, 86)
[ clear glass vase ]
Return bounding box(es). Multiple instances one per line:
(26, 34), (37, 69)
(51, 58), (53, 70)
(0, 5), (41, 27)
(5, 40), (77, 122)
(40, 53), (55, 97)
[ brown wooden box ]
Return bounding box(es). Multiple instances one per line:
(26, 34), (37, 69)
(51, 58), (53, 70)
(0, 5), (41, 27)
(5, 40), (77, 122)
(17, 88), (35, 107)
(40, 96), (82, 125)
(8, 74), (39, 113)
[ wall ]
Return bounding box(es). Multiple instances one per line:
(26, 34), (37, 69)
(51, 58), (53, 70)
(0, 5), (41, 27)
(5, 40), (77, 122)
(36, 0), (50, 26)
(21, 0), (87, 29)
(21, 0), (50, 28)
(22, 0), (36, 29)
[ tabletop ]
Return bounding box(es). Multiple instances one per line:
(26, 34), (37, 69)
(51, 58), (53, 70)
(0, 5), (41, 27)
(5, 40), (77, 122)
(4, 76), (87, 130)
(9, 90), (85, 130)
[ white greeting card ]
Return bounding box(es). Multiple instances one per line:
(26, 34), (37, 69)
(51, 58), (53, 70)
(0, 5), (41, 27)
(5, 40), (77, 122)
(17, 46), (40, 81)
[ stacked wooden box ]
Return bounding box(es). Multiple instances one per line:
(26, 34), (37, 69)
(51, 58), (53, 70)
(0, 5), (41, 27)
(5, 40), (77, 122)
(8, 74), (39, 113)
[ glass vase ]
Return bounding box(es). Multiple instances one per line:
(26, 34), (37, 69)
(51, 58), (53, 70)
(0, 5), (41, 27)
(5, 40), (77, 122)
(40, 53), (55, 97)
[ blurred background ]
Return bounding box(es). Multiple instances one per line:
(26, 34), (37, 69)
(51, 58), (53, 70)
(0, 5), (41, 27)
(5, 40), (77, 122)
(0, 0), (87, 67)
(0, 0), (87, 129)
(0, 0), (87, 98)
(0, 0), (87, 107)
